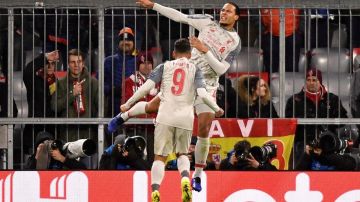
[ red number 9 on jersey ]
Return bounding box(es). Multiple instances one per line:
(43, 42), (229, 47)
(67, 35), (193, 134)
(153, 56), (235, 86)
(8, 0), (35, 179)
(171, 68), (186, 95)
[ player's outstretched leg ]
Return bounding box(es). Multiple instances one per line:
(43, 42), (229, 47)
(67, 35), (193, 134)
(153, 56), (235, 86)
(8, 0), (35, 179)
(107, 101), (148, 133)
(192, 112), (214, 192)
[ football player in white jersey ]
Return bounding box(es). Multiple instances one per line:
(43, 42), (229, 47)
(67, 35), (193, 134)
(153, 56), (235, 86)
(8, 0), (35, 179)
(118, 38), (222, 202)
(108, 1), (241, 192)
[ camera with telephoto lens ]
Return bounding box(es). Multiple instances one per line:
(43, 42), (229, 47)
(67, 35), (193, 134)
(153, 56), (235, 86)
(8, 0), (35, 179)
(317, 130), (354, 154)
(45, 139), (96, 159)
(250, 142), (278, 163)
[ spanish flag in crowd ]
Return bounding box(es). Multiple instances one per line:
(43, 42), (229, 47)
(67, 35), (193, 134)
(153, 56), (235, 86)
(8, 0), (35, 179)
(193, 118), (297, 170)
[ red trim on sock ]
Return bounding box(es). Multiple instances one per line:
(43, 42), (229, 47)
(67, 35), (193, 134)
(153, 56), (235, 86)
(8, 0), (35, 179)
(195, 163), (206, 168)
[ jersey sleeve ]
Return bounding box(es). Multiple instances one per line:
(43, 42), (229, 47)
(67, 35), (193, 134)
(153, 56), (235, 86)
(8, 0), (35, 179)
(149, 64), (164, 84)
(153, 3), (212, 31)
(224, 38), (242, 65)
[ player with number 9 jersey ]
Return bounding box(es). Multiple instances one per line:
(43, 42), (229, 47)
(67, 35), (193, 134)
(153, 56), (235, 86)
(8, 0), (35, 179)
(154, 58), (203, 130)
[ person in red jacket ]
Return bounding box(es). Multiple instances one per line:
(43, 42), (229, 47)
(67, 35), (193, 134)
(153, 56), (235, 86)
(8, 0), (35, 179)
(124, 52), (159, 119)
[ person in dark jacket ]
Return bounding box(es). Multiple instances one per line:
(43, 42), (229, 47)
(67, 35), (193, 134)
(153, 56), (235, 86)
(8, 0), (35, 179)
(23, 50), (59, 153)
(23, 50), (59, 135)
(235, 75), (278, 118)
(216, 75), (237, 118)
(102, 27), (137, 117)
(296, 131), (356, 171)
(51, 49), (99, 142)
(285, 68), (348, 165)
(220, 140), (277, 170)
(99, 134), (150, 170)
(25, 131), (87, 170)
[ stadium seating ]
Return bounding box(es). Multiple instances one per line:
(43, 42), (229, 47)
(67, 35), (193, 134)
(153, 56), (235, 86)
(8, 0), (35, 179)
(310, 48), (350, 73)
(228, 47), (264, 73)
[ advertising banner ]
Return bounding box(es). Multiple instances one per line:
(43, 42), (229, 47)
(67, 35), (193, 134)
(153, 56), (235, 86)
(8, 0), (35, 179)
(0, 171), (359, 202)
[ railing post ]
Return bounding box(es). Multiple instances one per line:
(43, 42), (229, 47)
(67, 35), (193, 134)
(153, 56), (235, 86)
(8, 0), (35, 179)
(7, 8), (14, 169)
(97, 7), (105, 162)
(279, 8), (286, 118)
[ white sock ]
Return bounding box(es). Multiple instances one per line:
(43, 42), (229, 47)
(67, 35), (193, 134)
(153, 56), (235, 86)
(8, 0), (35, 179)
(121, 101), (147, 121)
(151, 160), (165, 188)
(194, 137), (210, 178)
(177, 155), (190, 178)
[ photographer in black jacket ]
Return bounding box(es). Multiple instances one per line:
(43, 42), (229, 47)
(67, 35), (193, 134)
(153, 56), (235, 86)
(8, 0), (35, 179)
(220, 140), (277, 170)
(296, 130), (358, 170)
(26, 131), (96, 170)
(99, 135), (150, 170)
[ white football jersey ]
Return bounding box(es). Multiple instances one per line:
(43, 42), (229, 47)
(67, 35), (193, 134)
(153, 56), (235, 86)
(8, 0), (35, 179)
(149, 57), (204, 130)
(189, 17), (241, 91)
(153, 3), (241, 90)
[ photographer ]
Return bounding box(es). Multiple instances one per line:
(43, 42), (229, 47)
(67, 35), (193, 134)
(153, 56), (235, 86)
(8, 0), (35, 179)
(99, 135), (150, 170)
(26, 131), (96, 170)
(220, 140), (277, 171)
(296, 130), (357, 171)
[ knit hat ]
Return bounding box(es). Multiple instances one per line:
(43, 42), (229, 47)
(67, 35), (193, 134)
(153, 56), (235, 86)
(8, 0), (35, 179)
(118, 27), (135, 41)
(114, 134), (127, 145)
(136, 52), (154, 69)
(306, 68), (322, 84)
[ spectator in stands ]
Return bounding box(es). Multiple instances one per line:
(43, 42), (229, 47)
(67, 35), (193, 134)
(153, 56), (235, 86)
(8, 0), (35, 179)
(235, 75), (278, 118)
(103, 27), (137, 117)
(260, 8), (303, 72)
(23, 50), (59, 135)
(285, 68), (348, 163)
(220, 140), (277, 170)
(216, 75), (237, 118)
(23, 50), (59, 153)
(51, 49), (99, 142)
(124, 52), (159, 106)
(99, 134), (150, 170)
(25, 131), (88, 170)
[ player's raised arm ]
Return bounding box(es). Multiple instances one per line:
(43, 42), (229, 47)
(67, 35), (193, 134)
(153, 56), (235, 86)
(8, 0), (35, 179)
(137, 0), (209, 31)
(122, 64), (163, 110)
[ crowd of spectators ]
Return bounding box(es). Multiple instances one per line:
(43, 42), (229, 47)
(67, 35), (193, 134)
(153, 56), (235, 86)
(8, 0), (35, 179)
(0, 7), (359, 171)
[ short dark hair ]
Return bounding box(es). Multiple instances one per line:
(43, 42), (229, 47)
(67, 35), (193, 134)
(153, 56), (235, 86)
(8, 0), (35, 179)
(174, 38), (191, 53)
(226, 2), (241, 16)
(68, 49), (85, 61)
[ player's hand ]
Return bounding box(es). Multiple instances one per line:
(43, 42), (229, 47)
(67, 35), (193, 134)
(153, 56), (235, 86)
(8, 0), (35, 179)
(136, 0), (154, 9)
(189, 36), (209, 53)
(215, 108), (224, 117)
(120, 104), (130, 113)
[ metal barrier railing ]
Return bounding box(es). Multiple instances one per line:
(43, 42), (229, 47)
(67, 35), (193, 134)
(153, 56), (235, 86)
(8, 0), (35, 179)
(0, 2), (360, 169)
